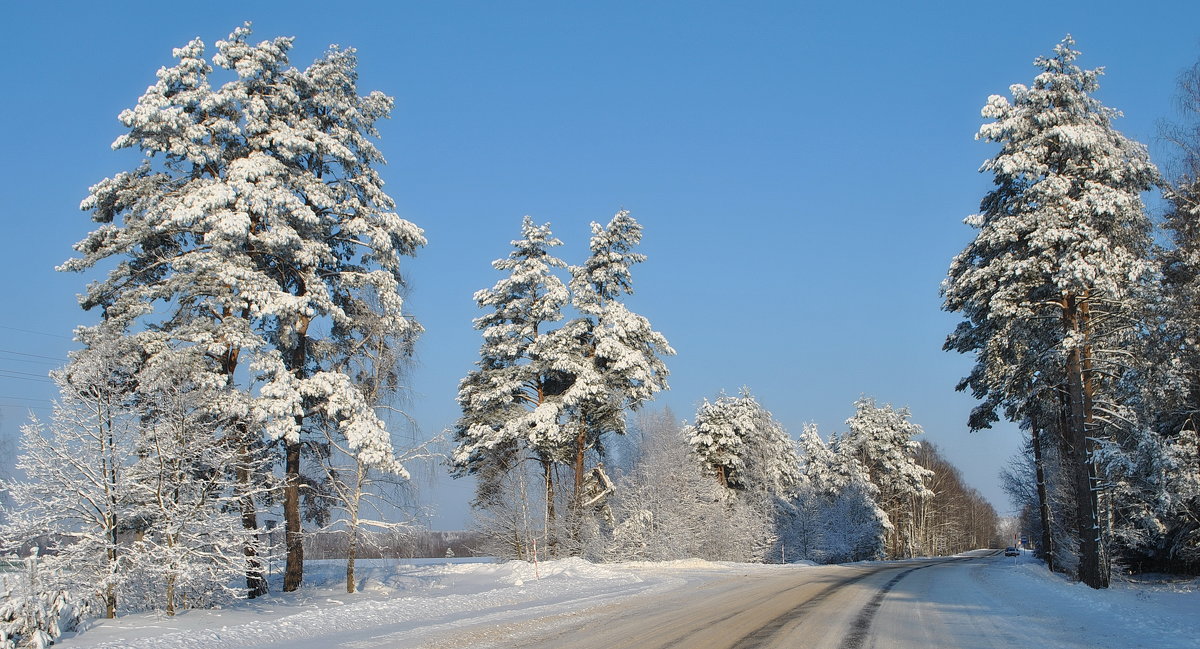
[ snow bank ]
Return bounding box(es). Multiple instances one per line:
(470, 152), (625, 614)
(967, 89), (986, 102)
(55, 557), (675, 649)
(54, 555), (1198, 649)
(985, 554), (1199, 648)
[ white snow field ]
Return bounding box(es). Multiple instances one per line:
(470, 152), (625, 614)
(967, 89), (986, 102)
(55, 552), (1197, 649)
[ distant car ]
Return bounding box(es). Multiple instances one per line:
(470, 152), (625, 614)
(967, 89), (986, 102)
(1004, 547), (1020, 557)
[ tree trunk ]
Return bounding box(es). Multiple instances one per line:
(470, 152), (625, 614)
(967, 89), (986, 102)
(573, 425), (587, 508)
(238, 439), (268, 598)
(346, 527), (357, 594)
(166, 572), (177, 617)
(224, 335), (267, 598)
(283, 438), (304, 592)
(283, 314), (311, 592)
(542, 457), (557, 557)
(104, 547), (117, 619)
(570, 423), (588, 547)
(1030, 413), (1055, 573)
(1063, 294), (1108, 588)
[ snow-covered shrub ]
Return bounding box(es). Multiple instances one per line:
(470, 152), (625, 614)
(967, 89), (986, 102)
(0, 552), (82, 649)
(606, 410), (772, 562)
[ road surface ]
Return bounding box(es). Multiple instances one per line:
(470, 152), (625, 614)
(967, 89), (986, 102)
(67, 550), (1196, 649)
(419, 550), (1035, 649)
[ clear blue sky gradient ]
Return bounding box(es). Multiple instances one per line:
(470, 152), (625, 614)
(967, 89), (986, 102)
(2, 1), (1198, 528)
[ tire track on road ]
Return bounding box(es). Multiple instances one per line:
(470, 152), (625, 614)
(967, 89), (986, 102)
(838, 557), (975, 649)
(727, 568), (879, 649)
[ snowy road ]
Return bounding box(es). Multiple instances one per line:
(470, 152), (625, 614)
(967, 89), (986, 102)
(424, 555), (988, 649)
(412, 550), (1197, 649)
(60, 552), (1198, 649)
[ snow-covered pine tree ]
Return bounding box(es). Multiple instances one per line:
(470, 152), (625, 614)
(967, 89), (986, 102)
(942, 36), (1158, 587)
(453, 216), (571, 554)
(686, 389), (800, 497)
(836, 397), (932, 558)
(563, 211), (674, 516)
(1135, 53), (1200, 574)
(64, 25), (423, 593)
(686, 396), (743, 489)
(685, 390), (800, 560)
(783, 424), (886, 563)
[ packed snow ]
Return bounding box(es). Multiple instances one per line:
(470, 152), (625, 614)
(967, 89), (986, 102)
(49, 553), (1197, 649)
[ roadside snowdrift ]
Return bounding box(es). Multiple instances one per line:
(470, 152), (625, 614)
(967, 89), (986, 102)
(54, 554), (1197, 649)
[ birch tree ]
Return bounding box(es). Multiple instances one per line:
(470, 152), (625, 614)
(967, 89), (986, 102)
(0, 335), (140, 620)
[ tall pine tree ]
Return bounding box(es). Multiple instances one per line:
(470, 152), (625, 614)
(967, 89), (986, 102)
(943, 36), (1158, 587)
(563, 211), (674, 514)
(453, 216), (571, 551)
(65, 24), (423, 593)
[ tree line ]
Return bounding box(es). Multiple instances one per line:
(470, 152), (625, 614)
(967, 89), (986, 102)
(943, 36), (1200, 588)
(452, 214), (1000, 563)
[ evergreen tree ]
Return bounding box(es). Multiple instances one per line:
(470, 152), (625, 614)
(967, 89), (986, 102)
(686, 389), (800, 496)
(837, 397), (933, 558)
(784, 424), (886, 563)
(942, 36), (1158, 587)
(63, 24), (423, 593)
(685, 389), (800, 560)
(563, 211), (674, 512)
(452, 216), (570, 551)
(455, 211), (673, 555)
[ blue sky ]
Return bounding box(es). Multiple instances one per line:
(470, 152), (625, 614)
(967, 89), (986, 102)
(1, 1), (1198, 528)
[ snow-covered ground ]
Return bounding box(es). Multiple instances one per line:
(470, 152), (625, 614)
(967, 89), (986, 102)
(961, 552), (1199, 649)
(53, 553), (1198, 649)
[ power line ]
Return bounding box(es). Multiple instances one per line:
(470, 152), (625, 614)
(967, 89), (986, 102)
(0, 325), (71, 340)
(0, 370), (53, 384)
(0, 355), (61, 368)
(0, 348), (65, 363)
(0, 404), (53, 412)
(0, 369), (52, 379)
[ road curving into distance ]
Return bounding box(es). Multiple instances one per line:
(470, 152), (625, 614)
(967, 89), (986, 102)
(446, 550), (1002, 649)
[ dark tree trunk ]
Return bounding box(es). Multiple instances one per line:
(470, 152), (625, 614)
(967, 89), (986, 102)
(569, 423), (588, 547)
(1030, 412), (1055, 573)
(283, 438), (304, 591)
(223, 327), (267, 597)
(542, 457), (557, 557)
(1064, 294), (1108, 589)
(573, 425), (587, 506)
(283, 314), (311, 592)
(238, 441), (268, 598)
